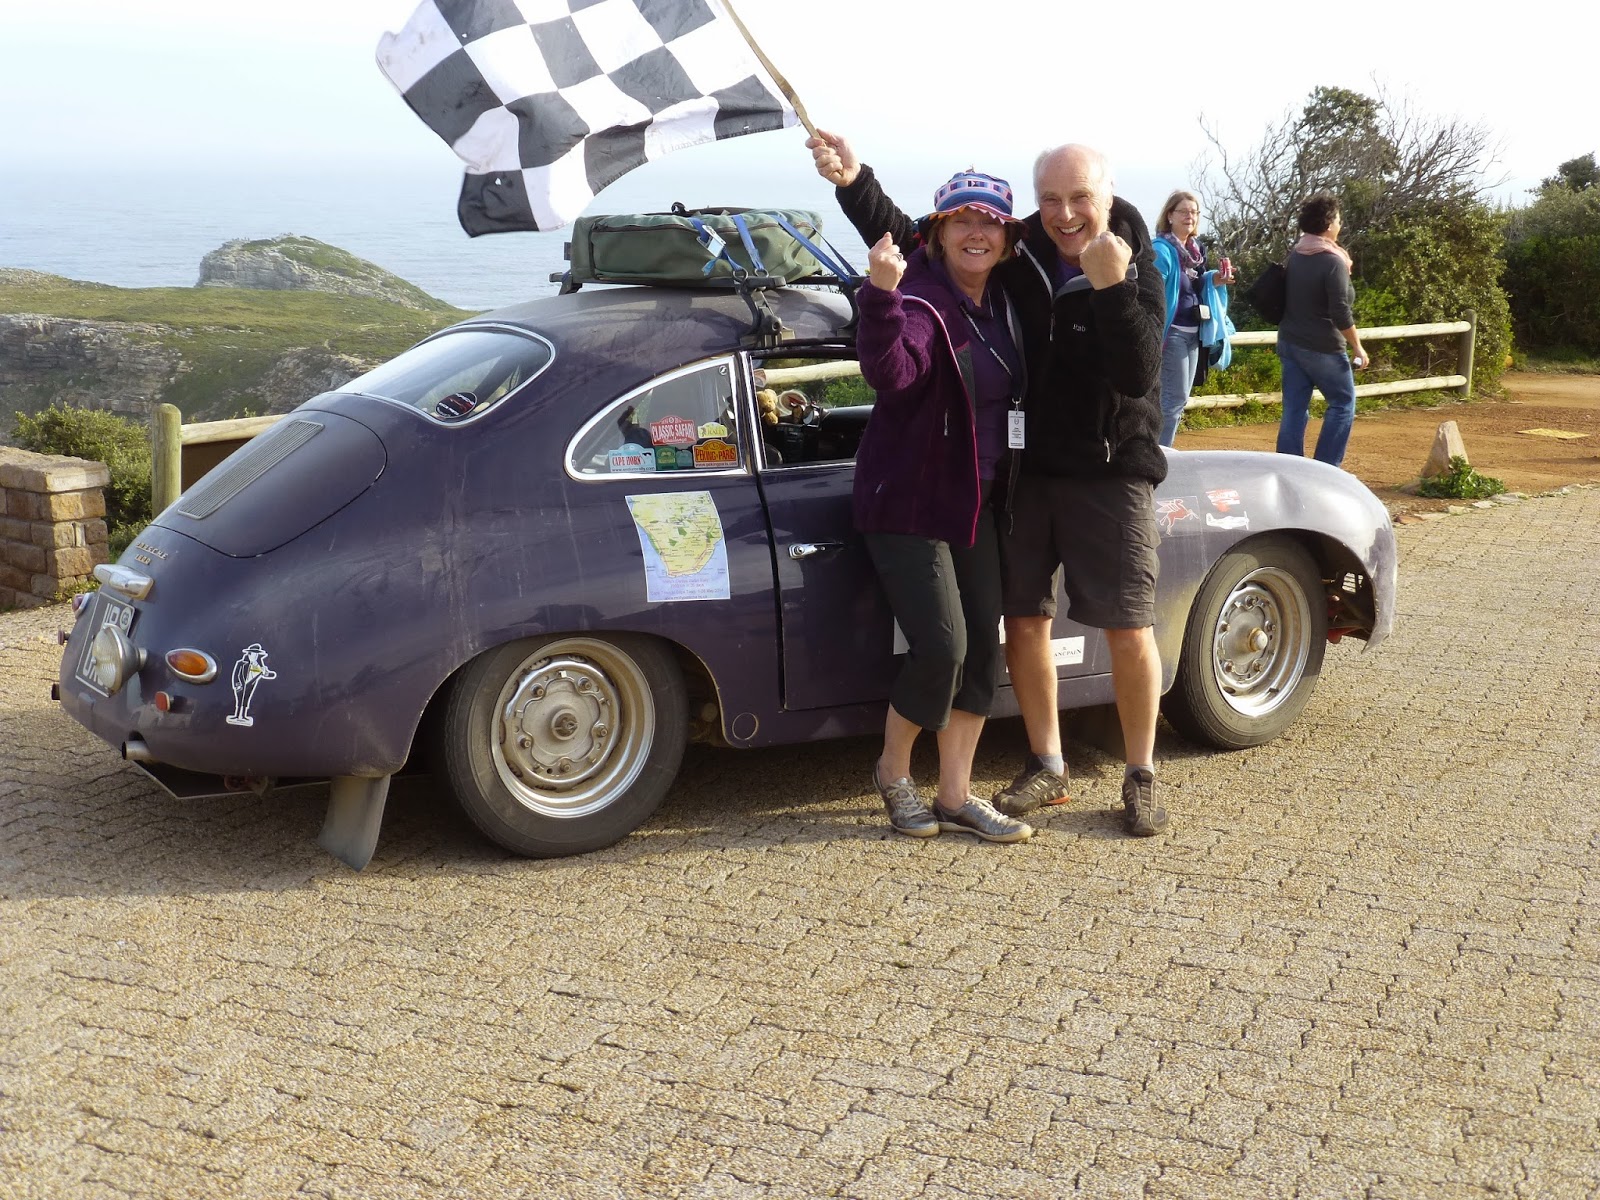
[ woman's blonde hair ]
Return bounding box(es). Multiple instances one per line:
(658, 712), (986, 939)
(1156, 190), (1201, 236)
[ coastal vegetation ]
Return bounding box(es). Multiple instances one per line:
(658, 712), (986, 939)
(0, 238), (467, 435)
(1501, 154), (1600, 357)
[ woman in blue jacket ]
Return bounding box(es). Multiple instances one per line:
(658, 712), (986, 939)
(1151, 191), (1234, 446)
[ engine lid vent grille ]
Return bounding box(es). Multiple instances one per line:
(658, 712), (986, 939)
(176, 419), (324, 519)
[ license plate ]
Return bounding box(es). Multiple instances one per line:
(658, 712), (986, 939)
(75, 593), (136, 694)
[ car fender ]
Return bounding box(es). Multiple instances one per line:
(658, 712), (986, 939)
(1153, 450), (1396, 685)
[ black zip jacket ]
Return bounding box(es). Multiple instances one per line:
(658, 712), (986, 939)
(834, 164), (1168, 486)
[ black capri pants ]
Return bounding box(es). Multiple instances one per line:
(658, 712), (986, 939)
(862, 496), (1003, 732)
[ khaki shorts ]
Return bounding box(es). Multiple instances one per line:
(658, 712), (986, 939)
(1000, 474), (1159, 629)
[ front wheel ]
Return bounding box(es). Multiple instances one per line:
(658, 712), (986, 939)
(438, 634), (688, 857)
(1162, 535), (1328, 750)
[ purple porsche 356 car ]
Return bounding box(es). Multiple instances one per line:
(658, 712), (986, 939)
(55, 279), (1395, 869)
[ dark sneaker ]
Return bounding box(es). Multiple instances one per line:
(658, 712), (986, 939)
(874, 765), (938, 838)
(1121, 768), (1169, 836)
(993, 757), (1071, 817)
(935, 796), (1033, 844)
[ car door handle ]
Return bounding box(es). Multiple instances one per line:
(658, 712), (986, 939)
(788, 541), (845, 559)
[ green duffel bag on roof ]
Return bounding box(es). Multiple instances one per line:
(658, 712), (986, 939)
(565, 206), (831, 286)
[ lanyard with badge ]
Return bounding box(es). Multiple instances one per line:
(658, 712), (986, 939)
(962, 299), (1025, 449)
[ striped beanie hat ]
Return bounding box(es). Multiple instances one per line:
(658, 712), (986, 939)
(928, 171), (1020, 223)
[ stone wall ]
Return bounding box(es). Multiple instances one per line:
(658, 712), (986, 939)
(0, 448), (110, 610)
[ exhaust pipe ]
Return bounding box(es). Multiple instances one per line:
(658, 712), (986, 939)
(123, 736), (157, 763)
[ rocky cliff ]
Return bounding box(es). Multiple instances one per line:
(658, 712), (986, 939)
(0, 250), (463, 435)
(0, 312), (180, 422)
(197, 236), (450, 312)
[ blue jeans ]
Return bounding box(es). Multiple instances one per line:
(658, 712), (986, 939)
(1158, 325), (1201, 447)
(1276, 341), (1356, 466)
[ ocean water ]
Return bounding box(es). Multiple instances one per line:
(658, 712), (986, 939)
(1, 152), (873, 312)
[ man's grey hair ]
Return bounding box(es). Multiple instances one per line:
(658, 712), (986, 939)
(1032, 144), (1114, 201)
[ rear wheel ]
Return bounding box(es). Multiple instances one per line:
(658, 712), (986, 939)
(1162, 535), (1328, 750)
(439, 634), (687, 856)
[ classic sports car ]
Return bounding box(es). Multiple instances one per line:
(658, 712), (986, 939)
(55, 280), (1395, 869)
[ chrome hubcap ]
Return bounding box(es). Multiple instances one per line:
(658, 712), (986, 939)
(490, 642), (654, 818)
(1210, 567), (1311, 718)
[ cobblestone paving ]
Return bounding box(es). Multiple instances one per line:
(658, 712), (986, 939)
(2, 489), (1597, 1199)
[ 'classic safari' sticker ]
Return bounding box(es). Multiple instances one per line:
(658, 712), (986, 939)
(649, 415), (698, 447)
(226, 644), (278, 728)
(1155, 496), (1200, 535)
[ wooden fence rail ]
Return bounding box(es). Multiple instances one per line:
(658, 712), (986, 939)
(150, 313), (1476, 512)
(1194, 314), (1476, 411)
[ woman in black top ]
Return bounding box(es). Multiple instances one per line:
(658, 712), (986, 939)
(1275, 193), (1369, 466)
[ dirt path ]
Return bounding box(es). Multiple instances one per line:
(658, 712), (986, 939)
(1178, 372), (1600, 516)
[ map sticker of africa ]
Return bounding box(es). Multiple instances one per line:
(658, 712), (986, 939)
(625, 491), (731, 602)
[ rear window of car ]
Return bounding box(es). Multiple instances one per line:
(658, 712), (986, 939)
(338, 327), (554, 423)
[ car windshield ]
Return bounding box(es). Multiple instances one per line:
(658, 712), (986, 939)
(339, 328), (553, 422)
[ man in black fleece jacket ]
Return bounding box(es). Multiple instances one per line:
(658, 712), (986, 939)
(810, 132), (1171, 837)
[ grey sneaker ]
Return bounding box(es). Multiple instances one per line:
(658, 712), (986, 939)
(993, 756), (1071, 817)
(874, 765), (938, 838)
(935, 796), (1033, 844)
(1121, 768), (1169, 836)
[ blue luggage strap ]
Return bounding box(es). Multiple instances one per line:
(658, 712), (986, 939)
(767, 213), (858, 280)
(729, 214), (767, 275)
(687, 216), (750, 277)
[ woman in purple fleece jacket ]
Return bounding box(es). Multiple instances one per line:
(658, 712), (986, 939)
(854, 171), (1034, 845)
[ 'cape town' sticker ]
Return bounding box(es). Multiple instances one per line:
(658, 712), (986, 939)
(607, 442), (655, 473)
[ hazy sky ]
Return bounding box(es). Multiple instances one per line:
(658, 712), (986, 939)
(6, 0), (1595, 226)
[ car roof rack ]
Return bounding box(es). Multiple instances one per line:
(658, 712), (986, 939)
(551, 269), (859, 351)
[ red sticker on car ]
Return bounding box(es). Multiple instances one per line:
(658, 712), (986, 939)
(650, 415), (698, 447)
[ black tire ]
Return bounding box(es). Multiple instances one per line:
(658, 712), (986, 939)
(1162, 535), (1328, 750)
(438, 633), (687, 857)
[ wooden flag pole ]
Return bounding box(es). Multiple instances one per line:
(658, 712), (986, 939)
(719, 0), (817, 138)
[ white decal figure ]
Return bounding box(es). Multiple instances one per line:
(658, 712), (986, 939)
(1205, 512), (1251, 530)
(227, 643), (278, 727)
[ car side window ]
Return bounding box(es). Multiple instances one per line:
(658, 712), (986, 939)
(752, 352), (872, 468)
(568, 360), (740, 477)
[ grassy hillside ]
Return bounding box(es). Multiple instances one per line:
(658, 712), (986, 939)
(0, 273), (470, 423)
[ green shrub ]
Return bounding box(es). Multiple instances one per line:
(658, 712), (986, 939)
(1417, 455), (1505, 500)
(1501, 161), (1600, 354)
(13, 405), (152, 554)
(1355, 201), (1513, 392)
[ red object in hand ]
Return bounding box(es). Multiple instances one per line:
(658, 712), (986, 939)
(1219, 256), (1232, 277)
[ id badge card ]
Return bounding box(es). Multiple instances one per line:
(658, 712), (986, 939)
(1196, 303), (1212, 321)
(1007, 409), (1026, 450)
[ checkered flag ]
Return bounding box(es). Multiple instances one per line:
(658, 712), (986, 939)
(377, 0), (802, 234)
